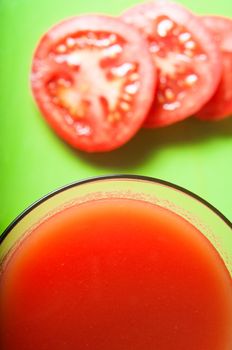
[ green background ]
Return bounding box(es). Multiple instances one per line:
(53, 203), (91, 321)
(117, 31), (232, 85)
(0, 0), (231, 232)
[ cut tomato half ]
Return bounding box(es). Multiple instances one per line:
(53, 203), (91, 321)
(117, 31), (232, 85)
(31, 16), (156, 152)
(122, 1), (222, 127)
(196, 16), (232, 120)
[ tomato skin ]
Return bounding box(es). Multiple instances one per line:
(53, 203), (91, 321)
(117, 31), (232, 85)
(196, 16), (232, 121)
(121, 1), (222, 128)
(31, 16), (156, 152)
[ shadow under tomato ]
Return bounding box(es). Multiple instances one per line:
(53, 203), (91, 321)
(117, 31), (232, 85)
(76, 117), (232, 170)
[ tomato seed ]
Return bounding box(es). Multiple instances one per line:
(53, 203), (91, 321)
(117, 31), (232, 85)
(57, 44), (67, 53)
(179, 32), (191, 43)
(163, 101), (181, 111)
(119, 101), (131, 111)
(164, 88), (175, 101)
(185, 41), (196, 50)
(122, 93), (133, 102)
(66, 37), (76, 48)
(157, 19), (174, 37)
(111, 62), (136, 78)
(108, 111), (121, 123)
(103, 44), (123, 58)
(125, 81), (140, 94)
(185, 74), (198, 86)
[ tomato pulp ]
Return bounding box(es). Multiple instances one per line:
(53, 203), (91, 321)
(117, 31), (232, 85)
(1, 199), (232, 350)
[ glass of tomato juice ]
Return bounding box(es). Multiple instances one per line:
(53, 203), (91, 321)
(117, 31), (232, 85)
(0, 175), (232, 350)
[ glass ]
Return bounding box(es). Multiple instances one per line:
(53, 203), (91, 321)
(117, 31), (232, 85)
(0, 175), (232, 275)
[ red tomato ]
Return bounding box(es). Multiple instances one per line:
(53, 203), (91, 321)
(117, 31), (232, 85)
(196, 16), (232, 120)
(122, 1), (222, 127)
(31, 16), (156, 152)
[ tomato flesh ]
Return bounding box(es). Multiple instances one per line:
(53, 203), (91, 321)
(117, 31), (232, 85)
(122, 2), (222, 127)
(31, 16), (156, 152)
(196, 16), (232, 120)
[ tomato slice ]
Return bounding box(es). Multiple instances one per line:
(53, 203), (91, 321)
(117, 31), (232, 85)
(31, 16), (156, 152)
(196, 16), (232, 120)
(122, 2), (222, 127)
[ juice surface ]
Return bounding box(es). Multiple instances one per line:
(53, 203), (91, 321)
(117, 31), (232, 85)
(0, 199), (232, 350)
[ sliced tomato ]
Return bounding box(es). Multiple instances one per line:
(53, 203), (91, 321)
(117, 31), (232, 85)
(196, 16), (232, 120)
(122, 2), (222, 127)
(31, 16), (156, 152)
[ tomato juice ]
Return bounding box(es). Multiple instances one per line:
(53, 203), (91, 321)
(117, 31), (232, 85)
(0, 198), (232, 349)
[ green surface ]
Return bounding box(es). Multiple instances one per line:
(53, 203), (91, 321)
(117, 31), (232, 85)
(0, 0), (231, 232)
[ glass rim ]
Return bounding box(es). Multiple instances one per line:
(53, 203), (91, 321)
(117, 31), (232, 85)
(1, 174), (231, 244)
